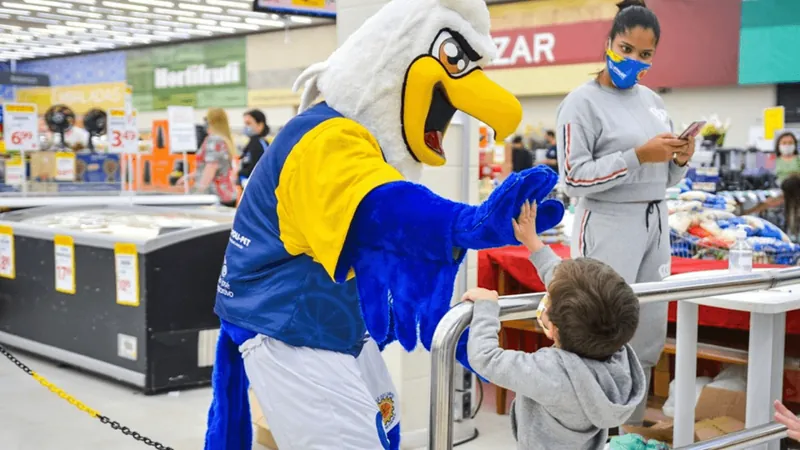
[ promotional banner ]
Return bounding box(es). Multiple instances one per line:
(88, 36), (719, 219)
(485, 0), (742, 96)
(254, 0), (335, 18)
(739, 0), (800, 84)
(15, 82), (128, 116)
(127, 38), (247, 111)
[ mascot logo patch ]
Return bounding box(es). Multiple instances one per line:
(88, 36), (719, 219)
(377, 393), (396, 426)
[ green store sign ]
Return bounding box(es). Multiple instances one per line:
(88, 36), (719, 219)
(126, 37), (247, 111)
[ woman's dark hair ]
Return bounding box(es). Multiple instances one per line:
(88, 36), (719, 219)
(608, 0), (661, 45)
(774, 131), (798, 156)
(781, 174), (800, 237)
(244, 109), (270, 137)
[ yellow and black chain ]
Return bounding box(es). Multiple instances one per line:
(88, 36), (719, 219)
(0, 344), (174, 450)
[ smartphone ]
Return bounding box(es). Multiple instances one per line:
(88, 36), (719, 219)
(678, 120), (707, 140)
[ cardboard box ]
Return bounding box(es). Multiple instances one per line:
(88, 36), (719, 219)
(623, 386), (747, 445)
(249, 390), (278, 450)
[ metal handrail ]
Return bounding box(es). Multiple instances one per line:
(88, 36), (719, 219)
(428, 266), (800, 450)
(674, 421), (789, 449)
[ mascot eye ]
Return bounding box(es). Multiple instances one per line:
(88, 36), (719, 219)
(438, 38), (470, 75)
(430, 30), (478, 77)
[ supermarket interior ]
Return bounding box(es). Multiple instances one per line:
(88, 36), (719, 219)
(1, 0), (800, 449)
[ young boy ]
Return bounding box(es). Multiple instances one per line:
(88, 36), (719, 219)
(465, 201), (647, 450)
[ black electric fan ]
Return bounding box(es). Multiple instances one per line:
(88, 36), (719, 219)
(44, 104), (76, 150)
(83, 108), (107, 153)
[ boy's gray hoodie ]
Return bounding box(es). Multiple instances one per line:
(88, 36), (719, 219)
(467, 246), (646, 450)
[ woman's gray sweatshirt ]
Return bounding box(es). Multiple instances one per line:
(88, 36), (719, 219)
(467, 246), (646, 450)
(555, 80), (688, 202)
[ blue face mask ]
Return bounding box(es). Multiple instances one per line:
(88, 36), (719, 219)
(243, 126), (255, 137)
(605, 48), (651, 90)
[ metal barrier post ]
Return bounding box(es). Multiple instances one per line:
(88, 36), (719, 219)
(428, 267), (800, 450)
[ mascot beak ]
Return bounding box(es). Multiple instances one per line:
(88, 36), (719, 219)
(402, 30), (522, 167)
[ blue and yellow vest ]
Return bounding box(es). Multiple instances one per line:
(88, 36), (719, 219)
(215, 103), (368, 356)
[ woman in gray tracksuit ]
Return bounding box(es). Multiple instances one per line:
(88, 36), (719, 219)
(556, 0), (694, 425)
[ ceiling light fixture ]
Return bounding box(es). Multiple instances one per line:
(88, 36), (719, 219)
(153, 19), (191, 28)
(200, 12), (236, 21)
(177, 16), (214, 25)
(132, 23), (170, 31)
(0, 6), (27, 13)
(196, 24), (232, 33)
(177, 2), (220, 13)
(183, 28), (213, 36)
(101, 1), (147, 11)
(219, 20), (258, 30)
(106, 14), (148, 23)
(56, 8), (101, 18)
(2, 2), (50, 12)
(129, 0), (173, 7)
(153, 6), (191, 16)
(289, 16), (312, 24)
(66, 20), (105, 29)
(206, 0), (249, 9)
(22, 0), (62, 7)
(17, 15), (57, 23)
(244, 17), (284, 27)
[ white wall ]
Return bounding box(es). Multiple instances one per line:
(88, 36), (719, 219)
(518, 84), (777, 148)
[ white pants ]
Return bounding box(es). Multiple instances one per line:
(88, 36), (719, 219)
(242, 335), (400, 450)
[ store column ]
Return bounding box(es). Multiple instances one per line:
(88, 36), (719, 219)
(335, 1), (480, 446)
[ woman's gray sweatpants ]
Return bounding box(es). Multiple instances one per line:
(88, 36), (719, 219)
(571, 197), (671, 425)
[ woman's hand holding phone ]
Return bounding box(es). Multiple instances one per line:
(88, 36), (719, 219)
(635, 133), (687, 163)
(673, 134), (695, 166)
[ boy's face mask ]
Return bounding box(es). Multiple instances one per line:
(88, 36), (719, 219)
(536, 294), (554, 340)
(605, 47), (651, 90)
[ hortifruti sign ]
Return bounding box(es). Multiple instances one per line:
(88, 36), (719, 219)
(126, 37), (247, 111)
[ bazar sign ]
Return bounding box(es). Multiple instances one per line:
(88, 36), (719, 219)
(488, 20), (611, 70)
(154, 62), (242, 89)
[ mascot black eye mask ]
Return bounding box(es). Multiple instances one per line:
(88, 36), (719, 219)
(204, 0), (565, 449)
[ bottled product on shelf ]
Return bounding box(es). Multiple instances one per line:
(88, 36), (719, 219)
(728, 226), (753, 273)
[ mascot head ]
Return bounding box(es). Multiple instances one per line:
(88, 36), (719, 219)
(293, 0), (522, 181)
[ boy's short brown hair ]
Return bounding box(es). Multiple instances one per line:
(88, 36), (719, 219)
(547, 257), (639, 360)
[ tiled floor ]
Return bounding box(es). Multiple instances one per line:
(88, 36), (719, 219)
(0, 349), (517, 450)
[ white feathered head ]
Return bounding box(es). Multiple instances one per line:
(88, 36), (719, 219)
(293, 0), (522, 180)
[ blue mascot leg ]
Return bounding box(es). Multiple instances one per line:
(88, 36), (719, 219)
(387, 422), (401, 450)
(204, 329), (251, 450)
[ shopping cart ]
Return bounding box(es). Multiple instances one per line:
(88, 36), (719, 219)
(670, 229), (800, 265)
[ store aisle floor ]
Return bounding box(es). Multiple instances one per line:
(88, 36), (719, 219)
(0, 349), (517, 450)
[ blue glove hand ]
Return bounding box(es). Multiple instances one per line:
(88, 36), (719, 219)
(354, 245), (464, 352)
(454, 166), (564, 250)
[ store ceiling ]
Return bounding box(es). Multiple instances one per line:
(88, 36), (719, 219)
(0, 0), (332, 62)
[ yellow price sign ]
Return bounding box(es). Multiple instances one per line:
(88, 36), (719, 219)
(114, 243), (140, 307)
(54, 235), (76, 294)
(763, 106), (785, 141)
(292, 0), (325, 6)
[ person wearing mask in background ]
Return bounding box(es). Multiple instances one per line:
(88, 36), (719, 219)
(542, 130), (559, 169)
(181, 108), (237, 207)
(775, 131), (800, 184)
(511, 135), (533, 173)
(556, 0), (694, 427)
(239, 109), (270, 188)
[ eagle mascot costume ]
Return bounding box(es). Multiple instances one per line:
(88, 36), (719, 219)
(204, 0), (564, 447)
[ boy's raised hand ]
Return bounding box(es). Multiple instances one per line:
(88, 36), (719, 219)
(462, 287), (499, 303)
(513, 201), (545, 253)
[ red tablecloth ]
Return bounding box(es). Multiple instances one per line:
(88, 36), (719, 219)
(478, 244), (800, 335)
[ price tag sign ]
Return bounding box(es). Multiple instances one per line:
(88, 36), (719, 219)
(108, 108), (139, 154)
(54, 235), (75, 294)
(0, 225), (15, 279)
(124, 85), (133, 115)
(55, 152), (76, 181)
(3, 103), (38, 152)
(4, 158), (24, 186)
(167, 106), (197, 153)
(114, 243), (139, 307)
